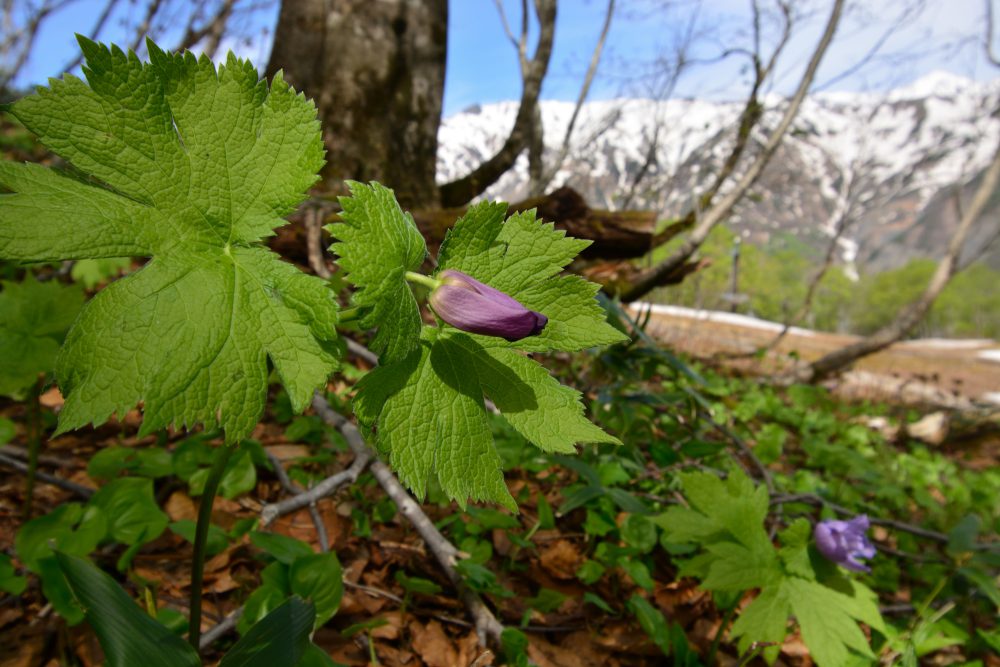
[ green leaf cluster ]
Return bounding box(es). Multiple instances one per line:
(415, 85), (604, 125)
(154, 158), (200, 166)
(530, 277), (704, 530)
(655, 470), (885, 666)
(241, 532), (343, 633)
(333, 188), (628, 510)
(15, 477), (168, 622)
(0, 37), (338, 442)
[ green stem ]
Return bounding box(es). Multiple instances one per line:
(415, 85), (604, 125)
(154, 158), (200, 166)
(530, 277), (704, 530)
(188, 443), (236, 649)
(22, 377), (43, 520)
(708, 604), (736, 665)
(404, 271), (439, 290)
(338, 306), (364, 323)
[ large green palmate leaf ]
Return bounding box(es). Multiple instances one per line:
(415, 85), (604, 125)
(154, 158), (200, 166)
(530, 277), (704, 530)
(328, 181), (427, 364)
(348, 199), (628, 509)
(659, 471), (885, 666)
(0, 275), (84, 396)
(0, 38), (337, 442)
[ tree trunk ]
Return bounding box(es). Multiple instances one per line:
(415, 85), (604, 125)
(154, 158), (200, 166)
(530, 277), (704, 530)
(266, 0), (447, 209)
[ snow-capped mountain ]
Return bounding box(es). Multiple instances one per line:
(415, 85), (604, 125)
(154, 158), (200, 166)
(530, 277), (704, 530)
(436, 71), (1000, 273)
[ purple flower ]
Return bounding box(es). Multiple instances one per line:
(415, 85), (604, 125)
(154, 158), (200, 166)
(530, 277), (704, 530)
(814, 515), (876, 572)
(428, 269), (548, 341)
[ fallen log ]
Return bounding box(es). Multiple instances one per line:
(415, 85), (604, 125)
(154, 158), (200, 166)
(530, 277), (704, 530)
(410, 186), (659, 260)
(272, 186), (708, 294)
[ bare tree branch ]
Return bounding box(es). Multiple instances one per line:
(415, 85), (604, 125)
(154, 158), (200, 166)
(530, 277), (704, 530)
(800, 134), (1000, 382)
(128, 0), (166, 53)
(626, 1), (790, 230)
(531, 0), (616, 196)
(309, 393), (506, 646)
(618, 0), (844, 302)
(986, 0), (1000, 66)
(59, 0), (121, 72)
(304, 206), (332, 279)
(439, 0), (556, 207)
(0, 452), (93, 498)
(199, 608), (241, 650)
(751, 159), (862, 354)
(176, 0), (238, 58)
(0, 0), (78, 93)
(816, 0), (926, 90)
(260, 446), (371, 527)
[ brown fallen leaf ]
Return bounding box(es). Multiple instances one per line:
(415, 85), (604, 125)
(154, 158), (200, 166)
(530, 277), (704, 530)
(165, 491), (197, 522)
(265, 444), (312, 460)
(371, 611), (405, 640)
(458, 633), (489, 666)
(410, 619), (459, 667)
(0, 634), (44, 667)
(528, 633), (609, 667)
(38, 387), (63, 409)
(538, 539), (583, 580)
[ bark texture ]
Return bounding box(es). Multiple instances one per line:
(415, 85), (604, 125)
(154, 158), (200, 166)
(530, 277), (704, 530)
(266, 0), (448, 209)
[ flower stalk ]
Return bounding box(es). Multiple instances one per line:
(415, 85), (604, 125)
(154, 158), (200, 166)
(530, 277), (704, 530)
(188, 443), (236, 649)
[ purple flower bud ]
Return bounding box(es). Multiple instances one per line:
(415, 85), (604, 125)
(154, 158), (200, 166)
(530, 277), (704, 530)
(814, 515), (876, 572)
(428, 269), (548, 341)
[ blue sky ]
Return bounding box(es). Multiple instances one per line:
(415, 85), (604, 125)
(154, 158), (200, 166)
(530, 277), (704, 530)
(10, 0), (999, 116)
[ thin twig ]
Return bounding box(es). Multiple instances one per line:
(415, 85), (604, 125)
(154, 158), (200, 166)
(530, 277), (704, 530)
(310, 393), (506, 646)
(344, 579), (404, 604)
(198, 607), (241, 651)
(694, 402), (774, 493)
(0, 444), (74, 468)
(264, 451), (331, 551)
(260, 448), (370, 528)
(346, 338), (379, 367)
(304, 206), (332, 279)
(0, 452), (93, 498)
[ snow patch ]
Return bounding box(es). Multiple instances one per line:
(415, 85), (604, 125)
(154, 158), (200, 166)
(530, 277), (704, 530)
(898, 339), (995, 349)
(628, 302), (817, 337)
(977, 349), (1000, 363)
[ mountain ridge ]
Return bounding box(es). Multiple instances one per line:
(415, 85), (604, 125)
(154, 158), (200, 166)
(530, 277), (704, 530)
(436, 71), (1000, 273)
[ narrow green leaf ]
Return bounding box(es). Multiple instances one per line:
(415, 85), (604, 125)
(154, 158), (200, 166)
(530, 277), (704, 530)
(628, 594), (671, 656)
(54, 552), (200, 667)
(221, 596), (315, 667)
